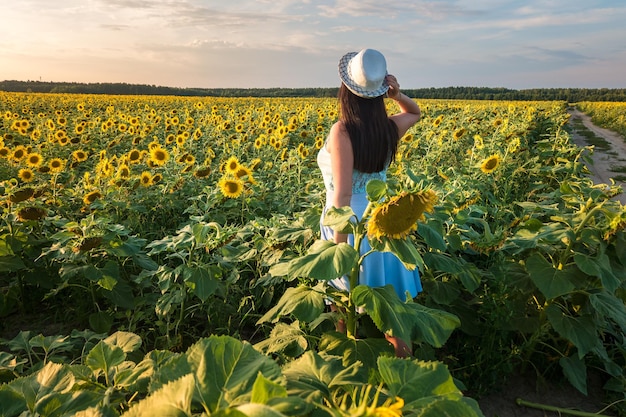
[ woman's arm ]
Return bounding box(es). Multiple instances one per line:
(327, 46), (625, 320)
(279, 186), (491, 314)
(327, 121), (353, 244)
(386, 74), (421, 137)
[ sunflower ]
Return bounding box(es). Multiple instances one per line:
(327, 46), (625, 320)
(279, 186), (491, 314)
(72, 149), (89, 162)
(10, 146), (27, 162)
(83, 190), (102, 205)
(218, 176), (244, 198)
(17, 206), (47, 222)
(367, 190), (438, 240)
(480, 154), (501, 174)
(128, 149), (142, 164)
(0, 147), (11, 158)
(9, 187), (35, 203)
(149, 146), (170, 166)
(117, 164), (131, 180)
(49, 158), (66, 173)
(234, 165), (255, 183)
(139, 171), (153, 187)
(453, 128), (466, 140)
(193, 166), (211, 178)
(26, 152), (43, 167)
(18, 168), (35, 182)
(224, 156), (240, 175)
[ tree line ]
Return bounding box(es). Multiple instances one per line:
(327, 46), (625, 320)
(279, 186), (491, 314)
(2, 80), (626, 102)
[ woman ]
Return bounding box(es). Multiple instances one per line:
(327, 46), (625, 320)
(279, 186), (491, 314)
(317, 48), (422, 357)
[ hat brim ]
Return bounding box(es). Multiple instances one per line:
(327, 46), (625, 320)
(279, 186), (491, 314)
(339, 51), (389, 98)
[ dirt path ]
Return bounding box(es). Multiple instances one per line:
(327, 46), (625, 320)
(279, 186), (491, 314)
(567, 108), (626, 205)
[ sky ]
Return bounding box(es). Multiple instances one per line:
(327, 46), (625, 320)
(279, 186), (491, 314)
(1, 0), (625, 90)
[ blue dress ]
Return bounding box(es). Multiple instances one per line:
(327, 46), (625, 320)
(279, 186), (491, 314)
(317, 145), (422, 301)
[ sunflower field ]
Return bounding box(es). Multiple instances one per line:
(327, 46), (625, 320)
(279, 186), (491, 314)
(577, 101), (626, 139)
(1, 92), (625, 416)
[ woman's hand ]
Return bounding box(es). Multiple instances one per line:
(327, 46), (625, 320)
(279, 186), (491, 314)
(385, 74), (401, 99)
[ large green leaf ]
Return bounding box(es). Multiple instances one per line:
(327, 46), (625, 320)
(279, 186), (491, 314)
(559, 355), (588, 395)
(322, 206), (357, 235)
(574, 252), (620, 293)
(0, 255), (26, 272)
(186, 335), (282, 412)
(250, 373), (287, 405)
(369, 236), (422, 270)
(85, 340), (126, 382)
(418, 222), (447, 252)
(6, 362), (101, 416)
(525, 253), (576, 299)
(377, 357), (483, 416)
(545, 304), (600, 357)
(589, 291), (626, 333)
(351, 285), (460, 347)
(123, 374), (194, 417)
(182, 265), (220, 302)
(253, 322), (308, 356)
(282, 351), (365, 403)
(318, 331), (393, 368)
(288, 240), (358, 280)
(257, 284), (326, 324)
(0, 387), (25, 417)
(103, 331), (142, 354)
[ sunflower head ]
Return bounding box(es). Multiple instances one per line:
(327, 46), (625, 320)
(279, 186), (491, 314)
(367, 190), (437, 240)
(17, 206), (47, 222)
(219, 176), (244, 198)
(224, 156), (240, 174)
(480, 154), (501, 174)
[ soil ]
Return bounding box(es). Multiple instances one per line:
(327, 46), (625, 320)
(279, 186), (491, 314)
(475, 107), (626, 417)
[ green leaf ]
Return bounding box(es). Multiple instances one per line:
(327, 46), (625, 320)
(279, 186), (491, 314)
(574, 252), (620, 293)
(418, 222), (447, 252)
(370, 236), (422, 271)
(559, 355), (588, 395)
(352, 285), (460, 347)
(545, 304), (600, 357)
(378, 357), (460, 404)
(0, 386), (25, 416)
(366, 179), (387, 201)
(525, 253), (576, 299)
(250, 372), (287, 404)
(322, 206), (357, 235)
(0, 255), (26, 272)
(257, 284), (326, 324)
(123, 374), (194, 417)
(182, 265), (219, 302)
(253, 322), (308, 356)
(289, 240), (358, 280)
(282, 351), (365, 403)
(186, 335), (282, 412)
(85, 340), (126, 380)
(236, 403), (287, 417)
(104, 331), (142, 354)
(318, 331), (393, 368)
(589, 292), (626, 333)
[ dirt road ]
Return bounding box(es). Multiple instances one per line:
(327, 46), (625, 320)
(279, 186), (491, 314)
(567, 108), (626, 205)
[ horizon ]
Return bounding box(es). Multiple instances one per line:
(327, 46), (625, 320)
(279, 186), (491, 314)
(3, 79), (625, 92)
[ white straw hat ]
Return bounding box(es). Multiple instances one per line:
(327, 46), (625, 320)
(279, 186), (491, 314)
(338, 48), (389, 98)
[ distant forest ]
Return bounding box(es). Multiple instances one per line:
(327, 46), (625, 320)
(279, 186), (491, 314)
(2, 80), (626, 102)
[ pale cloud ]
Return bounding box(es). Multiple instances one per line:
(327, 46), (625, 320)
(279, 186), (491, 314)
(0, 0), (624, 88)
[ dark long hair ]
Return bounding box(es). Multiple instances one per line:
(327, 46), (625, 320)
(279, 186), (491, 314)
(338, 83), (399, 173)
